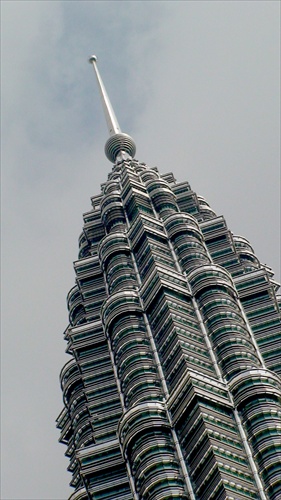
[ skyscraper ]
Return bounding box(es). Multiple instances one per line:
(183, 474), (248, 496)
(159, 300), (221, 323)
(57, 57), (281, 500)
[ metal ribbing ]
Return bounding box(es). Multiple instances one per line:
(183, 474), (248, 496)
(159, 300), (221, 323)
(125, 198), (195, 500)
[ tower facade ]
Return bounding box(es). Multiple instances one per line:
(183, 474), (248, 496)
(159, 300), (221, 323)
(57, 58), (281, 500)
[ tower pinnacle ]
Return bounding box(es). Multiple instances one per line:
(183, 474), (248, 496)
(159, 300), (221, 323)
(89, 55), (136, 163)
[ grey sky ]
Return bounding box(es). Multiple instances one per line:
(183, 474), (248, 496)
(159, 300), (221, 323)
(1, 1), (280, 499)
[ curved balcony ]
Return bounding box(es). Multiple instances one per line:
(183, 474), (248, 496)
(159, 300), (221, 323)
(126, 380), (162, 408)
(69, 393), (87, 418)
(209, 323), (251, 344)
(67, 287), (86, 327)
(69, 487), (88, 500)
(262, 459), (281, 498)
(139, 473), (187, 500)
(146, 178), (173, 193)
(60, 359), (84, 407)
(107, 173), (121, 183)
(99, 233), (130, 269)
(233, 236), (260, 270)
(164, 213), (211, 272)
(233, 235), (254, 253)
(73, 417), (93, 449)
(102, 291), (142, 336)
(131, 436), (175, 476)
(195, 284), (262, 380)
(230, 370), (281, 497)
(197, 195), (217, 219)
(100, 191), (122, 211)
(146, 179), (178, 218)
(118, 405), (188, 499)
(60, 359), (79, 390)
(103, 180), (120, 195)
(229, 369), (281, 409)
(220, 351), (261, 380)
(174, 241), (210, 273)
(118, 402), (169, 456)
(111, 316), (162, 406)
(67, 286), (82, 312)
(71, 407), (89, 430)
(197, 195), (209, 206)
(78, 232), (91, 259)
(118, 350), (154, 376)
(205, 309), (244, 330)
(103, 207), (126, 232)
(199, 205), (217, 220)
(238, 251), (260, 272)
(118, 351), (158, 398)
(188, 264), (237, 298)
(134, 164), (146, 174)
(108, 270), (137, 294)
(122, 364), (157, 389)
(115, 335), (151, 364)
(100, 193), (126, 231)
(112, 320), (146, 350)
(214, 335), (256, 358)
(69, 303), (86, 327)
(209, 322), (255, 354)
(200, 297), (240, 321)
(118, 346), (162, 408)
(141, 170), (159, 184)
(164, 212), (200, 238)
(103, 251), (137, 294)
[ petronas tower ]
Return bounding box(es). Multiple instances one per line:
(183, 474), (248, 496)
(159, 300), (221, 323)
(57, 57), (281, 500)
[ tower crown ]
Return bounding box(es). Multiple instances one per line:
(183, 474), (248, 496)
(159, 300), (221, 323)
(89, 55), (136, 163)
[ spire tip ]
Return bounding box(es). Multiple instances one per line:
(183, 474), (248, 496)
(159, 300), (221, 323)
(89, 55), (97, 64)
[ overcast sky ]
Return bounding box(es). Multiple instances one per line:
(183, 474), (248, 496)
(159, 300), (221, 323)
(1, 1), (280, 499)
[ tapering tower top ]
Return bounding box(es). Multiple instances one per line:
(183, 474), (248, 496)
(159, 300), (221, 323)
(89, 55), (136, 163)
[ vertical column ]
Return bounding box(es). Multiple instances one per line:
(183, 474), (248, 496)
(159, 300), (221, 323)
(188, 266), (281, 499)
(99, 164), (190, 499)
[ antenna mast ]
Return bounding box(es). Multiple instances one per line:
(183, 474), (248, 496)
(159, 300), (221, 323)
(89, 55), (136, 163)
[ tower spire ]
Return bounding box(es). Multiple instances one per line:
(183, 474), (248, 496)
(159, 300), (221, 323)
(89, 55), (136, 163)
(88, 55), (121, 136)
